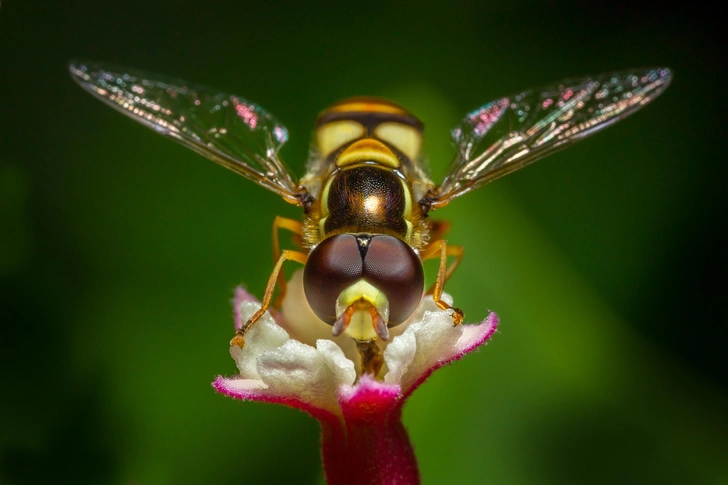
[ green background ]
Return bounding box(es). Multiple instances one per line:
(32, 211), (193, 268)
(1, 1), (725, 484)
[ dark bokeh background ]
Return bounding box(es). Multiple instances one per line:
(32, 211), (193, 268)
(1, 1), (726, 484)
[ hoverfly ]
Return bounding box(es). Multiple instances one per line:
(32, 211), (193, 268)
(70, 62), (671, 374)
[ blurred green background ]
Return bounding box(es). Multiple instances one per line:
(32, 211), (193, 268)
(1, 1), (725, 484)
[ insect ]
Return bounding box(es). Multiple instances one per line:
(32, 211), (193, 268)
(70, 62), (671, 374)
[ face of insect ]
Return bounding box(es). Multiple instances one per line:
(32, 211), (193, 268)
(302, 234), (424, 341)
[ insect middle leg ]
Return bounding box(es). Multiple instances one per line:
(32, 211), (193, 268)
(231, 248), (308, 348)
(420, 239), (465, 325)
(271, 216), (304, 307)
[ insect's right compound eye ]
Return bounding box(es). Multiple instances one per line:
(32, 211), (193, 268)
(303, 234), (424, 332)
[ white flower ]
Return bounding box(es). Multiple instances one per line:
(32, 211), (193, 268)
(213, 269), (498, 484)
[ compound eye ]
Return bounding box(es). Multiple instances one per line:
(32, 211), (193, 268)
(362, 235), (424, 325)
(303, 234), (362, 324)
(302, 234), (425, 328)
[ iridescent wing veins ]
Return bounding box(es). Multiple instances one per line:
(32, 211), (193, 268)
(430, 67), (672, 207)
(69, 61), (302, 204)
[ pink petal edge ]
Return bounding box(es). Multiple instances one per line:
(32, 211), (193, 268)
(339, 374), (401, 409)
(213, 375), (338, 423)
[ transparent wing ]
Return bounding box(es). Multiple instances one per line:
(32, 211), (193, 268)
(428, 67), (672, 208)
(69, 61), (303, 204)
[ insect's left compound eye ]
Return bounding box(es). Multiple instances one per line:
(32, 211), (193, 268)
(303, 234), (424, 337)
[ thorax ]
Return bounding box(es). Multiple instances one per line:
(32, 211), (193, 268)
(319, 164), (414, 240)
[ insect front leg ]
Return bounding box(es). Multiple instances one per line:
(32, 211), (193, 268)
(271, 216), (304, 307)
(421, 239), (464, 325)
(230, 249), (308, 348)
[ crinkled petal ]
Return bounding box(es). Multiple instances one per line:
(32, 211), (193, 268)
(383, 295), (454, 387)
(230, 301), (289, 380)
(256, 338), (356, 412)
(386, 310), (463, 388)
(218, 300), (357, 415)
(384, 301), (499, 395)
(318, 339), (358, 388)
(380, 329), (416, 385)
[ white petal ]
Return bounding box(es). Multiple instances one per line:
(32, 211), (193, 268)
(383, 294), (464, 391)
(316, 339), (357, 387)
(382, 329), (416, 385)
(217, 378), (268, 393)
(256, 338), (356, 412)
(230, 301), (290, 380)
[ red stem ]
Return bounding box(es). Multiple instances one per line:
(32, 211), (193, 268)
(320, 406), (419, 485)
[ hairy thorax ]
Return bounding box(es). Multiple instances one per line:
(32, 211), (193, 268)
(302, 164), (429, 250)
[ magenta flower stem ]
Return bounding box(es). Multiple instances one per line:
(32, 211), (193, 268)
(318, 375), (419, 484)
(320, 405), (419, 485)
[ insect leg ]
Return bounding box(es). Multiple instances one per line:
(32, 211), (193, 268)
(424, 242), (464, 296)
(231, 249), (308, 348)
(420, 240), (464, 325)
(271, 216), (304, 307)
(428, 219), (453, 241)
